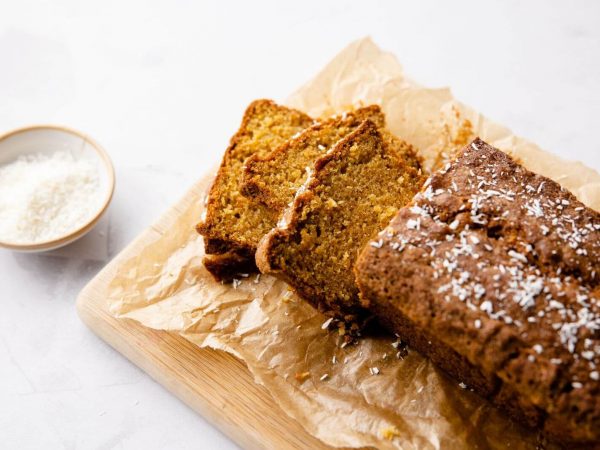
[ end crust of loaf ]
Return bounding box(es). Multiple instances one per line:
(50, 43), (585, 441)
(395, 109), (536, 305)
(203, 250), (258, 283)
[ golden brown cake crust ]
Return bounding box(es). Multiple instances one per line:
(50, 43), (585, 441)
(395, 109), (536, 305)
(196, 100), (313, 279)
(256, 120), (424, 328)
(356, 138), (600, 446)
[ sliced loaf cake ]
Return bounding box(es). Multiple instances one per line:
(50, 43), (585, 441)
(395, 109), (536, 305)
(256, 120), (425, 332)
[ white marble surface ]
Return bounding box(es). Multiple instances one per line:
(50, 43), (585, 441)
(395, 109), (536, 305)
(0, 1), (598, 449)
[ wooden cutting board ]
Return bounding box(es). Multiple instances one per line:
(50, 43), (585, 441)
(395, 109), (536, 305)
(76, 189), (337, 450)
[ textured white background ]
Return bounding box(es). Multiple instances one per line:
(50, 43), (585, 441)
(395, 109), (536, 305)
(0, 1), (598, 449)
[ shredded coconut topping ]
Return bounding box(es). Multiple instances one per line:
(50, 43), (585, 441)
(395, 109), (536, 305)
(372, 142), (600, 385)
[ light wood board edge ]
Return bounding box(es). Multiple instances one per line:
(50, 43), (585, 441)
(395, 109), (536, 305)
(76, 181), (335, 450)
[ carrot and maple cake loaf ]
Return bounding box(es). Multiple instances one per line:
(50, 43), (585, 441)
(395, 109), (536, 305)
(241, 105), (421, 212)
(196, 100), (313, 281)
(256, 120), (425, 334)
(356, 138), (600, 446)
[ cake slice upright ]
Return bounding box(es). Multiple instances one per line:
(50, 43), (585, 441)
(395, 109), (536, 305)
(256, 120), (424, 330)
(196, 100), (313, 280)
(355, 138), (600, 445)
(242, 105), (421, 212)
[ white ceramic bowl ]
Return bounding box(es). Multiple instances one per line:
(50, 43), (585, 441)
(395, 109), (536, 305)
(0, 125), (115, 252)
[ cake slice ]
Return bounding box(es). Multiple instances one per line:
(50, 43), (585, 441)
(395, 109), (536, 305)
(256, 120), (425, 330)
(241, 105), (421, 212)
(196, 100), (313, 280)
(355, 138), (600, 446)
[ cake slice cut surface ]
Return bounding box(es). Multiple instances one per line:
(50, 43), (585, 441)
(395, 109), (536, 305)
(196, 100), (313, 279)
(256, 120), (424, 329)
(242, 105), (421, 213)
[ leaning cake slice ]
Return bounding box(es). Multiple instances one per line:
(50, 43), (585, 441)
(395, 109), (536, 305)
(256, 120), (424, 332)
(196, 100), (313, 281)
(356, 138), (600, 446)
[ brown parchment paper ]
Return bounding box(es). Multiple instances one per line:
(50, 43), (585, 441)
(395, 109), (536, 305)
(108, 38), (600, 449)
